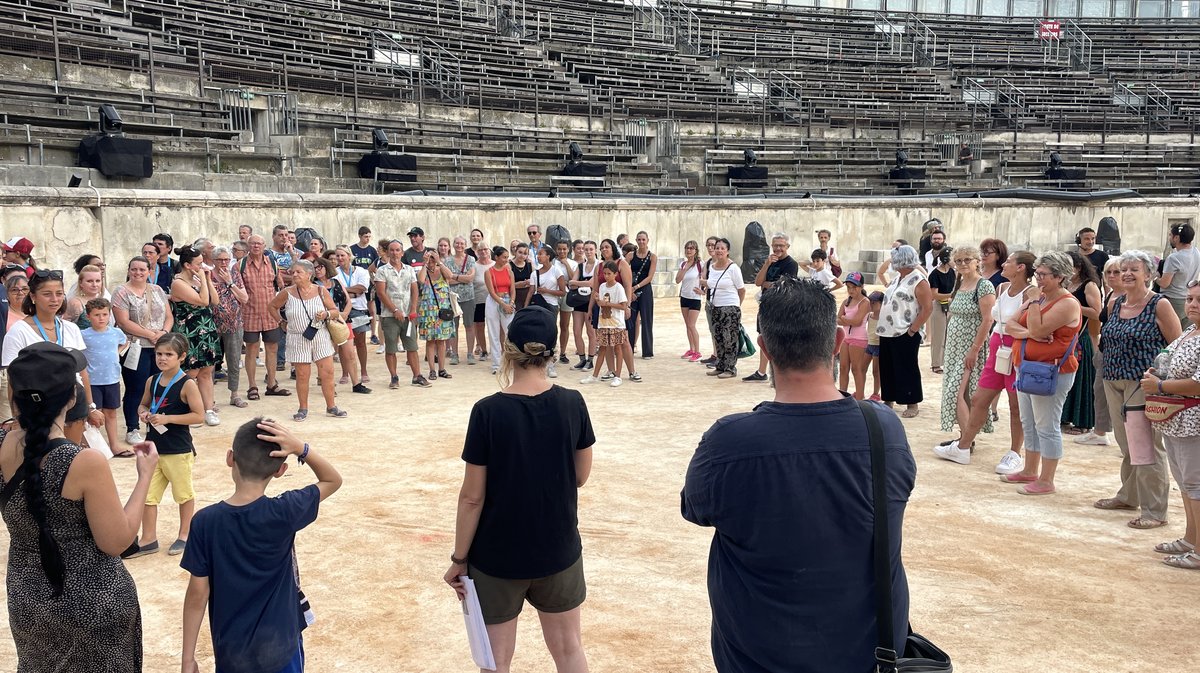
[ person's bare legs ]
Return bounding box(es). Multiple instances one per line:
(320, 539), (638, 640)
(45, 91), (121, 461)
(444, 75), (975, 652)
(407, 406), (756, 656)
(955, 369), (974, 434)
(244, 340), (260, 392)
(1005, 389), (1024, 454)
(294, 362), (312, 410)
(316, 357), (336, 409)
(850, 347), (868, 400)
(838, 348), (851, 391)
(354, 332), (368, 379)
(958, 387), (1004, 448)
(177, 498), (194, 542)
(190, 366), (215, 412)
(102, 408), (119, 451)
(1015, 450), (1042, 481)
(591, 347), (609, 377)
(538, 607), (588, 673)
(682, 307), (699, 354)
(559, 310), (572, 356)
(1036, 456), (1059, 489)
(141, 504), (158, 545)
(621, 341), (635, 376)
(870, 354), (881, 397)
(484, 618), (520, 673)
(406, 351), (422, 377)
(339, 342), (361, 385)
(262, 341), (280, 389)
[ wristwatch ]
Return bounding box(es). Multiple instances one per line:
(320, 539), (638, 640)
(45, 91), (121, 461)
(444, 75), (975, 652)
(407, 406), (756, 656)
(88, 403), (98, 411)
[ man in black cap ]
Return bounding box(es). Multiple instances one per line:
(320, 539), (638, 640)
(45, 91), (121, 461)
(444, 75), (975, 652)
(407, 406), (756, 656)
(403, 227), (427, 269)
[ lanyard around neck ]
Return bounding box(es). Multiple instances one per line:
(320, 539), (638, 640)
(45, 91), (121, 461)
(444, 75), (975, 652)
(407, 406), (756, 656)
(34, 317), (62, 346)
(149, 370), (186, 414)
(339, 269), (352, 287)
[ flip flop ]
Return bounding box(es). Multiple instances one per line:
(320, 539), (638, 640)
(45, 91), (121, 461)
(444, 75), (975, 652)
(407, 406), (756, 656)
(112, 450), (136, 458)
(264, 384), (292, 397)
(246, 387), (260, 401)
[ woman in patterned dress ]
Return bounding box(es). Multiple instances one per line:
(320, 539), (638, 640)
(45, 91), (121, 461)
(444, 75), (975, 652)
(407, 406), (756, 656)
(268, 260), (345, 422)
(876, 245), (934, 418)
(1139, 280), (1200, 569)
(937, 246), (997, 435)
(1, 343), (159, 673)
(418, 248), (456, 382)
(170, 245), (222, 427)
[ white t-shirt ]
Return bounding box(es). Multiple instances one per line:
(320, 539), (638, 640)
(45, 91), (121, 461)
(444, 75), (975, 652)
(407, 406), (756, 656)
(473, 261), (494, 298)
(679, 261), (702, 300)
(596, 281), (628, 327)
(337, 266), (372, 311)
(809, 267), (837, 289)
(533, 264), (564, 299)
(1163, 246), (1200, 300)
(2, 318), (87, 367)
(708, 262), (745, 307)
(554, 257), (577, 281)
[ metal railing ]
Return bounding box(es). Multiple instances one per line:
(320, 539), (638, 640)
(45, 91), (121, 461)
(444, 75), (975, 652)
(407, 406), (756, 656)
(663, 1), (704, 55)
(1065, 20), (1094, 71)
(962, 77), (1027, 127)
(421, 38), (465, 105)
(1146, 83), (1174, 130)
(628, 0), (673, 45)
(872, 12), (903, 57)
(904, 13), (937, 66)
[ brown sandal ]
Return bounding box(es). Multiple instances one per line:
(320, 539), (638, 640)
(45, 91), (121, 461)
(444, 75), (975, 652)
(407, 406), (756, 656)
(1093, 497), (1135, 511)
(1128, 516), (1168, 529)
(264, 384), (292, 397)
(246, 387), (260, 401)
(229, 397), (248, 409)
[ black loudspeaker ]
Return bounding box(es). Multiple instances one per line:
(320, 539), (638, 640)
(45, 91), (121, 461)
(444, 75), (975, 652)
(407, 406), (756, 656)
(99, 104), (123, 134)
(358, 152), (416, 181)
(77, 135), (153, 178)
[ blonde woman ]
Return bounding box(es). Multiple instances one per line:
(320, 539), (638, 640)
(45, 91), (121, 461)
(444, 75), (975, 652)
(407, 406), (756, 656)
(936, 246), (996, 437)
(64, 265), (105, 330)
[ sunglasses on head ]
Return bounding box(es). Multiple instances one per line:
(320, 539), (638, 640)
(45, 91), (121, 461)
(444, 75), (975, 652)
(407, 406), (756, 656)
(32, 269), (63, 281)
(1188, 280), (1200, 289)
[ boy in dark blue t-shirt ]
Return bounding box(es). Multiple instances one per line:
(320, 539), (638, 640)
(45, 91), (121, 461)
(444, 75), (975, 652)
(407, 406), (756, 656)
(181, 418), (342, 673)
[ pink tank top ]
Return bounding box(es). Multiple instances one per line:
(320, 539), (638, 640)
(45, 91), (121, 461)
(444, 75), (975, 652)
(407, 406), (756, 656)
(844, 300), (868, 342)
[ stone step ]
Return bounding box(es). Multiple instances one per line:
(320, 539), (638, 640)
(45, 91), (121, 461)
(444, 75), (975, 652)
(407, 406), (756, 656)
(857, 249), (892, 263)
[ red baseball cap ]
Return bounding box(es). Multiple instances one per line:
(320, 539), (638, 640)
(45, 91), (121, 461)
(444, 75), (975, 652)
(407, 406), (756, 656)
(3, 237), (34, 256)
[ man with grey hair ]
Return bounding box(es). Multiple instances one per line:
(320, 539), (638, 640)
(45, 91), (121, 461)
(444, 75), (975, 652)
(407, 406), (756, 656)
(743, 232), (799, 382)
(683, 276), (915, 672)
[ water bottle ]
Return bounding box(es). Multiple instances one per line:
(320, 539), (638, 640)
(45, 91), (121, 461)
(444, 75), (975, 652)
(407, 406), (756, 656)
(1153, 348), (1173, 378)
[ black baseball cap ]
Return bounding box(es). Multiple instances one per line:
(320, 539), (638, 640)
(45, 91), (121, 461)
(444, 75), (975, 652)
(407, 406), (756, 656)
(407, 227), (424, 237)
(507, 306), (557, 356)
(65, 383), (89, 423)
(9, 342), (87, 402)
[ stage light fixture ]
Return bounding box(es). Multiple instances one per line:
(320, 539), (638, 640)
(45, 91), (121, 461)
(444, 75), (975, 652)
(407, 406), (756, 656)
(743, 149), (757, 168)
(372, 128), (389, 152)
(99, 104), (123, 135)
(895, 149), (908, 168)
(568, 141), (583, 163)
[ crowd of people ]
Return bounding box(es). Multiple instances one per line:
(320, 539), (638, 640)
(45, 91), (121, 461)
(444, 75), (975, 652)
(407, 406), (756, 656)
(2, 215), (1200, 673)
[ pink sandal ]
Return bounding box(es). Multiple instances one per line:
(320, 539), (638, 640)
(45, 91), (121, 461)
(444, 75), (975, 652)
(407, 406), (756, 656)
(1018, 482), (1056, 495)
(1000, 473), (1037, 483)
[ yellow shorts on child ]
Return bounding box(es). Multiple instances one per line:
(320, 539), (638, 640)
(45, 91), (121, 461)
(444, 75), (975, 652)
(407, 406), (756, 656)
(145, 452), (196, 506)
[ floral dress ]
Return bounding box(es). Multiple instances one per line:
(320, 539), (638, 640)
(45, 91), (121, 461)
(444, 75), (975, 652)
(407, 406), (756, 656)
(172, 293), (222, 369)
(419, 275), (454, 340)
(940, 279), (996, 433)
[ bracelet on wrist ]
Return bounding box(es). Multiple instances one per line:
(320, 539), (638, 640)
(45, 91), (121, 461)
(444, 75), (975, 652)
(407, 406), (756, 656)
(297, 443), (310, 465)
(450, 553), (468, 565)
(1157, 380), (1165, 394)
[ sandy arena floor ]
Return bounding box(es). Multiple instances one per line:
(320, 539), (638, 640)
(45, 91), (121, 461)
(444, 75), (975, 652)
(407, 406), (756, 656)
(0, 293), (1194, 672)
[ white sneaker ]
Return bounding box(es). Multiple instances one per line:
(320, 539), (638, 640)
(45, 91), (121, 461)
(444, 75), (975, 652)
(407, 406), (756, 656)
(204, 410), (220, 427)
(1074, 431), (1110, 446)
(125, 430), (144, 445)
(376, 345), (385, 355)
(610, 376), (623, 388)
(932, 440), (971, 465)
(548, 365), (558, 379)
(580, 375), (597, 384)
(995, 450), (1024, 475)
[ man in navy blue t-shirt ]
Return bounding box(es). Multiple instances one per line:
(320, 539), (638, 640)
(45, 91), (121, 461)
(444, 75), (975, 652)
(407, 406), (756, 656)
(181, 418), (342, 673)
(682, 276), (917, 673)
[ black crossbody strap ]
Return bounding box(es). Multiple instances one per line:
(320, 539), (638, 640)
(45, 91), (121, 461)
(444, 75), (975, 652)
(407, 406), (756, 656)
(857, 400), (898, 673)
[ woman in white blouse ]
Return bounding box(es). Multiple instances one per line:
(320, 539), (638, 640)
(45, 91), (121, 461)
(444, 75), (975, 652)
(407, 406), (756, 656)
(699, 238), (745, 379)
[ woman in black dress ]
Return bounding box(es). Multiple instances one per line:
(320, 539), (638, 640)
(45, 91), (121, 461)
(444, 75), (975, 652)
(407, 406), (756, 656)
(1, 343), (157, 672)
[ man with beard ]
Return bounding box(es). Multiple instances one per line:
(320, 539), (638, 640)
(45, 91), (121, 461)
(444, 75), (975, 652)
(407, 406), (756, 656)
(923, 228), (947, 273)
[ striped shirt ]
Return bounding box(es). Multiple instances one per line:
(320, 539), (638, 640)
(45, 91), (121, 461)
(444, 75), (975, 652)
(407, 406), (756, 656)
(241, 255), (280, 332)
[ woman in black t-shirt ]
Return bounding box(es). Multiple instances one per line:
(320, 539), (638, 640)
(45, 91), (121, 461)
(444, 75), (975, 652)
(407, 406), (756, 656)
(927, 247), (956, 375)
(445, 306), (595, 671)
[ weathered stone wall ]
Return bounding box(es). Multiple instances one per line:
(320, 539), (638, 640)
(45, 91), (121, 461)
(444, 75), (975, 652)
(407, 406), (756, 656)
(0, 187), (1193, 275)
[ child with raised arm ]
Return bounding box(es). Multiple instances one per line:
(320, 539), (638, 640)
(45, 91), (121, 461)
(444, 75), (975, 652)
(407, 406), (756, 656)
(580, 261), (629, 388)
(181, 417), (342, 673)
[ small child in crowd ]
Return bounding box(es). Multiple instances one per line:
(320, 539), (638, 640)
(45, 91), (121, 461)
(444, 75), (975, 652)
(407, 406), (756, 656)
(807, 249), (844, 291)
(866, 290), (885, 401)
(126, 333), (205, 559)
(181, 417), (342, 673)
(79, 298), (129, 456)
(581, 261), (629, 388)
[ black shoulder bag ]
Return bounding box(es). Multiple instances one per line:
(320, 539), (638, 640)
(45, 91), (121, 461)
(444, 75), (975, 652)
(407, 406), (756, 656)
(858, 401), (953, 673)
(428, 278), (455, 321)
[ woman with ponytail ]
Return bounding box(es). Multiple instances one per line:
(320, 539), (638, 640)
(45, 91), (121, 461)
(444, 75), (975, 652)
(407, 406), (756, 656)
(170, 245), (222, 427)
(1, 342), (157, 672)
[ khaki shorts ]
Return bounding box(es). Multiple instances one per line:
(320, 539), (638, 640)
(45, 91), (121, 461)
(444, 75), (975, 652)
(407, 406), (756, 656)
(146, 452), (195, 506)
(468, 555), (586, 625)
(381, 316), (418, 353)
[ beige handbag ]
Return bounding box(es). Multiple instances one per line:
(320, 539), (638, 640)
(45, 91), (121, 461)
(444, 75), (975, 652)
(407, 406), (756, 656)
(326, 318), (350, 346)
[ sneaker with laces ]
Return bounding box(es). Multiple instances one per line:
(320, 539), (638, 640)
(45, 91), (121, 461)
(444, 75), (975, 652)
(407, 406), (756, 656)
(449, 353), (460, 366)
(549, 368), (558, 379)
(572, 357), (589, 370)
(412, 375), (432, 388)
(995, 450), (1025, 475)
(610, 376), (623, 387)
(681, 350), (694, 359)
(389, 376), (400, 389)
(376, 345), (385, 355)
(559, 354), (569, 364)
(352, 383), (372, 394)
(600, 371), (615, 381)
(125, 430), (144, 445)
(687, 352), (701, 363)
(204, 410), (220, 427)
(580, 375), (597, 384)
(1074, 431), (1110, 446)
(700, 355), (717, 365)
(370, 335), (380, 345)
(742, 371), (768, 382)
(932, 440), (972, 465)
(629, 372), (642, 382)
(467, 354), (476, 365)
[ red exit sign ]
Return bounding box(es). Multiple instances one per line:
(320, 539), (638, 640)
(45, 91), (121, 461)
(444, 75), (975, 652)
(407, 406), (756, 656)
(1038, 20), (1061, 39)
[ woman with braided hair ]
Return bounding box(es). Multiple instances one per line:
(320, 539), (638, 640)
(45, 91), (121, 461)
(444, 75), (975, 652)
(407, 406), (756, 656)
(1, 342), (158, 671)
